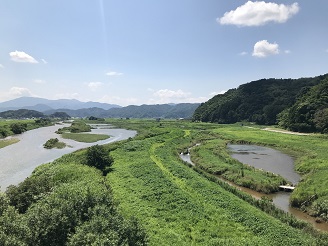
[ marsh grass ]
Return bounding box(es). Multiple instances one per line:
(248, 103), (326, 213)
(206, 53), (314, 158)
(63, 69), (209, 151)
(0, 138), (19, 148)
(105, 119), (327, 245)
(61, 133), (110, 143)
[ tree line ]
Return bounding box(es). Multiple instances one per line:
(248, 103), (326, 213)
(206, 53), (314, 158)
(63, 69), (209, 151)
(193, 74), (328, 133)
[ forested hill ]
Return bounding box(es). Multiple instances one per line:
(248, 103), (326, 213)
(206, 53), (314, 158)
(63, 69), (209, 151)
(278, 77), (328, 133)
(193, 74), (328, 125)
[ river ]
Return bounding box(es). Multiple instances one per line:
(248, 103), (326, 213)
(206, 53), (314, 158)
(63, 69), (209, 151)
(0, 123), (136, 191)
(180, 144), (328, 232)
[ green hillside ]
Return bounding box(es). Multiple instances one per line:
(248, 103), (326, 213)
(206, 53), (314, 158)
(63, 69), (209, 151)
(193, 74), (328, 126)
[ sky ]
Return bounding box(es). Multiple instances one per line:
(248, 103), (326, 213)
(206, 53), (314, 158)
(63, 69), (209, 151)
(1, 0), (328, 106)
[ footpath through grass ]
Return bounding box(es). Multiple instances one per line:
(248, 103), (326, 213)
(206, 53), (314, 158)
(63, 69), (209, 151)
(106, 119), (327, 245)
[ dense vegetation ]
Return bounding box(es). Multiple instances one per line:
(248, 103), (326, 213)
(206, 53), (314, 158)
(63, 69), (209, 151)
(0, 109), (70, 120)
(56, 121), (91, 134)
(1, 119), (328, 245)
(1, 149), (147, 245)
(61, 132), (109, 143)
(45, 103), (199, 119)
(0, 119), (53, 139)
(43, 138), (66, 149)
(104, 119), (328, 244)
(278, 78), (328, 133)
(193, 74), (328, 127)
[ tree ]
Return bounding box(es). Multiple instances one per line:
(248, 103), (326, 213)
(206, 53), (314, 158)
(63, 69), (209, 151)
(10, 123), (27, 134)
(85, 145), (113, 175)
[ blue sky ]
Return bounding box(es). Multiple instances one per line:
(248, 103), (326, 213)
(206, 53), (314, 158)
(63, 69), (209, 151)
(1, 0), (327, 106)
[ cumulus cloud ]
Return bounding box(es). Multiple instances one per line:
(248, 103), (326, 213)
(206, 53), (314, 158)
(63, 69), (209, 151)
(87, 81), (104, 90)
(252, 40), (279, 58)
(9, 51), (38, 63)
(106, 71), (123, 76)
(0, 87), (36, 102)
(218, 1), (299, 27)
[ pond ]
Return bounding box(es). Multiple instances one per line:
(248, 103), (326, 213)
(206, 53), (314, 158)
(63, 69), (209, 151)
(180, 143), (328, 231)
(228, 144), (300, 185)
(0, 123), (136, 191)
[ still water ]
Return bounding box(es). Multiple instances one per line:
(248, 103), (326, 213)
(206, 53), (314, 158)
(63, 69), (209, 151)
(228, 144), (328, 232)
(0, 124), (136, 191)
(180, 144), (328, 231)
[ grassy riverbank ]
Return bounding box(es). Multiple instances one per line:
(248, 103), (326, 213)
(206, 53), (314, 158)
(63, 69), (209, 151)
(0, 138), (20, 148)
(1, 119), (327, 244)
(104, 119), (328, 244)
(61, 133), (110, 143)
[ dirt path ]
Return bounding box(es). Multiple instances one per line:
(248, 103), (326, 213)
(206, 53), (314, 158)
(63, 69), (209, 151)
(262, 128), (311, 136)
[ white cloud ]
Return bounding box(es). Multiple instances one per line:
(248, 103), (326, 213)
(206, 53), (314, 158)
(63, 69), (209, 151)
(252, 40), (279, 58)
(9, 50), (38, 63)
(218, 1), (299, 27)
(99, 95), (139, 106)
(54, 92), (80, 100)
(239, 51), (248, 56)
(9, 87), (34, 97)
(209, 91), (226, 96)
(149, 89), (207, 104)
(41, 59), (48, 64)
(34, 79), (46, 84)
(284, 50), (291, 54)
(0, 87), (36, 102)
(87, 81), (103, 90)
(106, 71), (123, 76)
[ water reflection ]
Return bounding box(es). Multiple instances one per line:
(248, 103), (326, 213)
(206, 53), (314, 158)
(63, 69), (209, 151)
(228, 144), (300, 185)
(0, 124), (136, 191)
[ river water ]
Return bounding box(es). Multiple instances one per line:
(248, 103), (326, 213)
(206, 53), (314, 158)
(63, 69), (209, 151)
(180, 144), (328, 232)
(0, 124), (136, 191)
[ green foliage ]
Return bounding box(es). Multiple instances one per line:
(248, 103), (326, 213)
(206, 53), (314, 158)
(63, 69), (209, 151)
(193, 74), (328, 125)
(85, 145), (114, 175)
(278, 78), (328, 133)
(43, 138), (66, 149)
(104, 120), (327, 245)
(10, 122), (27, 134)
(61, 133), (109, 143)
(0, 109), (44, 119)
(49, 111), (71, 119)
(0, 157), (147, 245)
(34, 118), (52, 127)
(191, 139), (286, 193)
(56, 121), (91, 134)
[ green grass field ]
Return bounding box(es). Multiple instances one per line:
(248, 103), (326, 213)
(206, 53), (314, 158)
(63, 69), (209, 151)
(104, 119), (328, 245)
(61, 133), (110, 143)
(1, 119), (327, 245)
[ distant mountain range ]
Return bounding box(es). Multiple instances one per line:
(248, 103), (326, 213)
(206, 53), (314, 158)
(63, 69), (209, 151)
(0, 97), (199, 119)
(0, 97), (120, 112)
